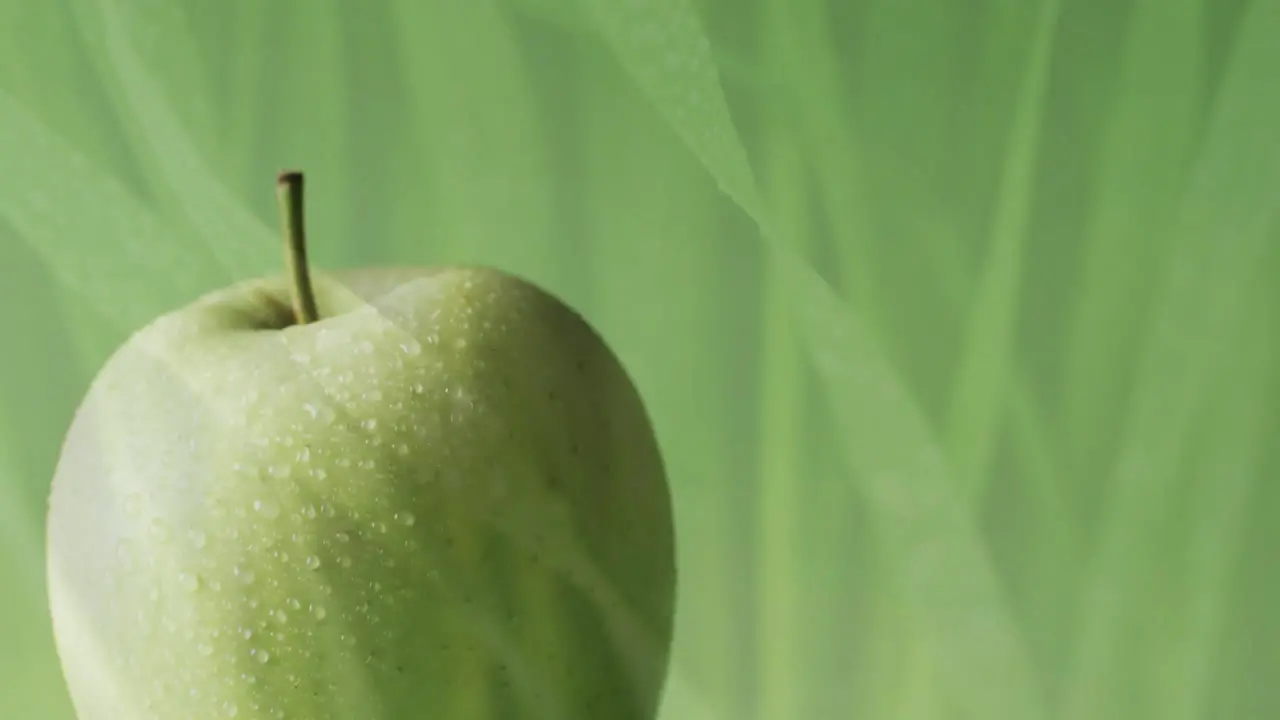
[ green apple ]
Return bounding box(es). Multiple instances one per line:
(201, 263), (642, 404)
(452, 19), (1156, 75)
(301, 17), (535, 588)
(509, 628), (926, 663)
(46, 172), (677, 719)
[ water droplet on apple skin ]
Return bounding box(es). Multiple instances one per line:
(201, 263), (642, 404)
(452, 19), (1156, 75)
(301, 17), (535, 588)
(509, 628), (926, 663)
(149, 518), (172, 542)
(254, 498), (281, 519)
(116, 539), (135, 568)
(48, 268), (677, 720)
(123, 492), (144, 516)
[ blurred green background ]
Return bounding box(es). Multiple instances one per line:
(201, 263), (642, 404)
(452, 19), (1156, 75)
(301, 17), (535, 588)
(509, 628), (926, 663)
(2, 0), (1279, 718)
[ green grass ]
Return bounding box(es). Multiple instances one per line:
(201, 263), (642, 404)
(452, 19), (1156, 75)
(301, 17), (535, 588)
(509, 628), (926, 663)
(2, 0), (1279, 718)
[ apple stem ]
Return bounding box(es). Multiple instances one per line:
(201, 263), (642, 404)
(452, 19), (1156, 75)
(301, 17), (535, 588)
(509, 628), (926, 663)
(276, 170), (321, 325)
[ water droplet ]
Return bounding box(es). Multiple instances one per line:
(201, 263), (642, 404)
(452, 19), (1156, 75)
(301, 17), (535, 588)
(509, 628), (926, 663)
(287, 597), (301, 611)
(123, 492), (144, 516)
(335, 531), (350, 543)
(315, 404), (336, 424)
(116, 539), (134, 568)
(361, 418), (378, 431)
(235, 566), (256, 585)
(312, 605), (327, 620)
(178, 573), (200, 592)
(188, 529), (207, 549)
(254, 499), (281, 519)
(395, 512), (416, 527)
(339, 556), (352, 568)
(394, 443), (410, 457)
(296, 447), (311, 463)
(268, 464), (292, 479)
(359, 340), (374, 354)
(365, 389), (383, 402)
(150, 518), (171, 542)
(252, 649), (270, 664)
(313, 468), (328, 481)
(274, 609), (289, 624)
(401, 340), (422, 356)
(305, 555), (322, 570)
(197, 642), (214, 656)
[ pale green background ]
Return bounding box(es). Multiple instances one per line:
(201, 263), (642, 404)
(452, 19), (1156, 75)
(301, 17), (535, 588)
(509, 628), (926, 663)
(2, 0), (1279, 719)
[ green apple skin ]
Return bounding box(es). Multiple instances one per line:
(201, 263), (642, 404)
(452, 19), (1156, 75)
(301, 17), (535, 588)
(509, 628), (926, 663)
(46, 266), (676, 719)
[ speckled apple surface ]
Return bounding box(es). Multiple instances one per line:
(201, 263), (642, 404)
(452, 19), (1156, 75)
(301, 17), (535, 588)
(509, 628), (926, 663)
(46, 266), (676, 719)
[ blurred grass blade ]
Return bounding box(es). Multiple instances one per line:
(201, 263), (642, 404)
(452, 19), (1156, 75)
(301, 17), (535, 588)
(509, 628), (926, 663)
(0, 429), (40, 582)
(757, 7), (818, 719)
(220, 0), (271, 188)
(795, 273), (1046, 720)
(945, 0), (1060, 499)
(241, 0), (354, 265)
(657, 664), (725, 720)
(1064, 2), (1280, 717)
(584, 0), (764, 224)
(0, 89), (227, 330)
(756, 135), (810, 720)
(922, 217), (1081, 691)
(388, 0), (558, 283)
(88, 0), (217, 141)
(0, 0), (143, 190)
(1059, 0), (1203, 482)
(577, 53), (751, 716)
(69, 0), (275, 279)
(0, 516), (75, 719)
(583, 0), (1048, 716)
(0, 351), (77, 720)
(782, 0), (878, 316)
(1155, 295), (1276, 720)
